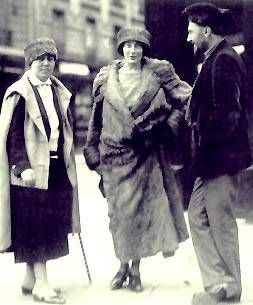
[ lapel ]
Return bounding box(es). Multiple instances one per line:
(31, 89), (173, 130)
(50, 78), (73, 160)
(103, 60), (160, 124)
(51, 76), (72, 117)
(25, 80), (48, 138)
(103, 61), (135, 128)
(186, 40), (228, 126)
(4, 72), (72, 140)
(130, 63), (160, 119)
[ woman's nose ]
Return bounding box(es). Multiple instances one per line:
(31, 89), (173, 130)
(129, 46), (136, 52)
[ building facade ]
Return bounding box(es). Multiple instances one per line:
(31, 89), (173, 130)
(0, 0), (145, 143)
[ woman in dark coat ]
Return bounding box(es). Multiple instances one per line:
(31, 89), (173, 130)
(84, 27), (191, 292)
(0, 38), (80, 304)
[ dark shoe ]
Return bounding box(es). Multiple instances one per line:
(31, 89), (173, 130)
(206, 283), (240, 303)
(208, 287), (226, 302)
(110, 268), (129, 290)
(128, 273), (143, 293)
(22, 287), (34, 295)
(191, 292), (217, 305)
(223, 295), (241, 303)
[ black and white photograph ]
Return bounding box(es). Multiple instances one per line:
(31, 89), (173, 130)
(1, 0), (253, 304)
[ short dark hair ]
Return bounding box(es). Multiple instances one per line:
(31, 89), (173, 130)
(183, 2), (224, 35)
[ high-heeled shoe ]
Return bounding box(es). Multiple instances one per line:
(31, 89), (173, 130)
(110, 266), (129, 290)
(128, 272), (143, 292)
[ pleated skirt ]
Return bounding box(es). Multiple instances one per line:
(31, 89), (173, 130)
(10, 158), (73, 263)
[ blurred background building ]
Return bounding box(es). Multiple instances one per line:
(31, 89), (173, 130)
(0, 0), (145, 144)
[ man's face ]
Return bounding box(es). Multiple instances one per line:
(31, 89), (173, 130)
(187, 21), (209, 53)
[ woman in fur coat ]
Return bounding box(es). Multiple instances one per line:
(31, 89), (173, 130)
(0, 38), (80, 304)
(84, 27), (191, 292)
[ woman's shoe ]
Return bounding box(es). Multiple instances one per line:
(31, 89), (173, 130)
(110, 267), (129, 290)
(22, 286), (34, 295)
(128, 272), (143, 292)
(33, 294), (65, 304)
(22, 286), (61, 295)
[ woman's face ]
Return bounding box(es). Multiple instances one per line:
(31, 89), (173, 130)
(30, 53), (55, 82)
(122, 40), (143, 65)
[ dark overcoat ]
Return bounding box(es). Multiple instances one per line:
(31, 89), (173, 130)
(187, 39), (251, 179)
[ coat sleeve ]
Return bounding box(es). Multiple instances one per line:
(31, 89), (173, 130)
(83, 87), (103, 171)
(148, 57), (192, 108)
(148, 58), (192, 167)
(6, 95), (30, 177)
(148, 58), (192, 132)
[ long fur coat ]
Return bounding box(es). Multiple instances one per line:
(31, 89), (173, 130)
(84, 58), (191, 261)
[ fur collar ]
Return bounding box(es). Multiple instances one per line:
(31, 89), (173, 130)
(102, 59), (161, 120)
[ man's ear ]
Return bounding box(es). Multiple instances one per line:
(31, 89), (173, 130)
(204, 26), (212, 37)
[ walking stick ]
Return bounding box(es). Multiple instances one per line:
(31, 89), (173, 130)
(78, 233), (92, 284)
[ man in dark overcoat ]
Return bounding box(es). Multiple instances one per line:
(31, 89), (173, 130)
(183, 2), (251, 304)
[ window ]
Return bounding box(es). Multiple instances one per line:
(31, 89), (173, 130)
(12, 3), (19, 16)
(113, 25), (122, 56)
(86, 17), (96, 26)
(0, 29), (12, 46)
(52, 9), (65, 54)
(112, 0), (124, 9)
(85, 17), (97, 49)
(114, 25), (122, 37)
(138, 0), (145, 15)
(53, 9), (65, 19)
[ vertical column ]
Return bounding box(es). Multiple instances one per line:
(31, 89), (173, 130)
(27, 0), (41, 40)
(125, 0), (132, 27)
(98, 0), (113, 63)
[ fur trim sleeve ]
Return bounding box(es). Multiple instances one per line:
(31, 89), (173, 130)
(92, 65), (111, 97)
(145, 57), (192, 107)
(145, 57), (180, 88)
(83, 97), (103, 171)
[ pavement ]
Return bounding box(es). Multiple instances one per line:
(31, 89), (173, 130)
(1, 153), (253, 305)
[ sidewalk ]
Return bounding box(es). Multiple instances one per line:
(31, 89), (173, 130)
(0, 153), (253, 305)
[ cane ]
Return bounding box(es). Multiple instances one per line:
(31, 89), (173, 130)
(78, 233), (92, 284)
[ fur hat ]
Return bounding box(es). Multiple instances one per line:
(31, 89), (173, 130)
(24, 38), (58, 66)
(117, 27), (151, 56)
(183, 2), (225, 35)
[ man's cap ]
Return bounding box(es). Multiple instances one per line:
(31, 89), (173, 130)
(183, 2), (233, 35)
